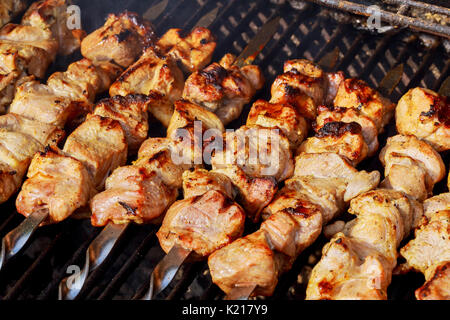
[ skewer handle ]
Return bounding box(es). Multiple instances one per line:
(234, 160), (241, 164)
(0, 208), (49, 270)
(139, 245), (192, 300)
(58, 222), (129, 300)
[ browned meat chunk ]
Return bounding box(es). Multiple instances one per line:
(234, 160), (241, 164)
(157, 190), (245, 258)
(157, 27), (216, 73)
(396, 88), (449, 152)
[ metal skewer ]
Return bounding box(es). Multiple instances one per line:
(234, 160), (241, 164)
(139, 15), (281, 301)
(58, 222), (129, 300)
(0, 208), (49, 270)
(137, 245), (192, 300)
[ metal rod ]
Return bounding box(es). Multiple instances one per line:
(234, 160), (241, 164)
(97, 228), (157, 300)
(138, 245), (192, 300)
(58, 223), (129, 300)
(384, 0), (450, 16)
(305, 0), (450, 39)
(0, 208), (49, 270)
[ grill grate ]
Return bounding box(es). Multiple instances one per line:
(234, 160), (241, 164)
(0, 0), (448, 300)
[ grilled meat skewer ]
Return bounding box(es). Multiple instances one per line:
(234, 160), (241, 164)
(306, 87), (448, 300)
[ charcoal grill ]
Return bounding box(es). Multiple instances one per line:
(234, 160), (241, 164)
(0, 0), (449, 300)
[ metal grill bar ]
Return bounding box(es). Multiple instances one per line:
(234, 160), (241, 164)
(405, 38), (441, 90)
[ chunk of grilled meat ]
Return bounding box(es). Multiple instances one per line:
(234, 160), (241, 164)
(333, 78), (395, 133)
(396, 88), (449, 152)
(315, 105), (379, 156)
(90, 137), (183, 226)
(9, 59), (121, 127)
(0, 0), (27, 28)
(0, 24), (58, 77)
(247, 99), (308, 149)
(208, 229), (285, 297)
(182, 168), (234, 200)
(168, 100), (225, 166)
(379, 134), (446, 201)
(0, 117), (64, 204)
(270, 59), (330, 120)
(48, 59), (122, 104)
(81, 11), (155, 68)
(109, 47), (184, 103)
(183, 53), (264, 125)
(210, 125), (293, 222)
(400, 193), (450, 300)
(298, 121), (368, 166)
(21, 0), (85, 56)
(93, 94), (151, 154)
(16, 147), (95, 224)
(157, 27), (216, 73)
(63, 114), (128, 190)
(212, 125), (294, 182)
(213, 165), (278, 223)
(157, 190), (245, 258)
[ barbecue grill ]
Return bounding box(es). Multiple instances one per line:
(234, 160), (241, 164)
(0, 0), (449, 301)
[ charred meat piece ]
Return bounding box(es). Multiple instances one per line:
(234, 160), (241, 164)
(9, 59), (121, 127)
(157, 190), (245, 258)
(333, 78), (395, 133)
(211, 125), (294, 182)
(298, 121), (369, 166)
(93, 94), (151, 154)
(208, 229), (285, 297)
(270, 59), (329, 120)
(247, 99), (308, 149)
(213, 165), (278, 223)
(81, 11), (156, 68)
(0, 23), (58, 76)
(16, 147), (95, 224)
(396, 88), (449, 152)
(379, 134), (446, 201)
(0, 114), (64, 204)
(109, 46), (184, 108)
(91, 165), (177, 226)
(183, 53), (264, 125)
(167, 100), (225, 166)
(63, 114), (127, 190)
(182, 168), (234, 200)
(315, 105), (379, 156)
(90, 137), (184, 226)
(157, 27), (216, 73)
